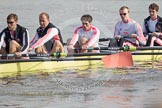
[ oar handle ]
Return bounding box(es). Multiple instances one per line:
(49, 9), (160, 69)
(99, 38), (111, 42)
(121, 35), (131, 38)
(148, 33), (159, 37)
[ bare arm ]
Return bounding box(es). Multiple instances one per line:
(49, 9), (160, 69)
(30, 28), (58, 49)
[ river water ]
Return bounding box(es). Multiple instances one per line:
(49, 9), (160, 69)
(0, 0), (162, 108)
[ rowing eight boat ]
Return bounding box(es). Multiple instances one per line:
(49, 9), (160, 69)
(0, 48), (162, 78)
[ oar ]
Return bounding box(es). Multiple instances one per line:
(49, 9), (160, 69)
(0, 54), (15, 57)
(0, 52), (116, 58)
(0, 57), (102, 63)
(1, 50), (162, 59)
(99, 46), (162, 51)
(148, 33), (161, 38)
(0, 53), (133, 68)
(99, 38), (111, 42)
(28, 52), (134, 68)
(0, 51), (133, 68)
(55, 51), (133, 68)
(74, 46), (162, 51)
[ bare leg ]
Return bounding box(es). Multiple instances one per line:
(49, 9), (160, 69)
(8, 40), (22, 59)
(67, 38), (74, 53)
(154, 38), (162, 46)
(35, 46), (47, 54)
(50, 40), (64, 54)
(67, 38), (81, 53)
(0, 47), (7, 59)
(0, 47), (7, 54)
(9, 40), (21, 54)
(80, 37), (89, 53)
(150, 36), (157, 47)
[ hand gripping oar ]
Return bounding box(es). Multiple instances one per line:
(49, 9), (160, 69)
(148, 33), (161, 38)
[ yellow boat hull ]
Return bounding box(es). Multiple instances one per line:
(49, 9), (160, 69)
(133, 50), (162, 62)
(0, 57), (102, 78)
(0, 50), (162, 78)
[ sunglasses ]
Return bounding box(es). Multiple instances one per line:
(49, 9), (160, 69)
(7, 21), (14, 24)
(149, 10), (156, 13)
(82, 22), (89, 25)
(120, 13), (127, 16)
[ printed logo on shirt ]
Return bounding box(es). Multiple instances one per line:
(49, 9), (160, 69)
(123, 32), (128, 36)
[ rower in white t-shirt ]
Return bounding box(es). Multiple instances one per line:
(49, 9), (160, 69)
(110, 6), (146, 47)
(67, 14), (100, 53)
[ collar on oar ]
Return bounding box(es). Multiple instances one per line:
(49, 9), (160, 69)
(122, 45), (137, 51)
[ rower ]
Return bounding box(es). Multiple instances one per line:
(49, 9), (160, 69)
(143, 3), (162, 47)
(0, 13), (29, 59)
(109, 6), (146, 47)
(67, 14), (100, 53)
(29, 12), (64, 54)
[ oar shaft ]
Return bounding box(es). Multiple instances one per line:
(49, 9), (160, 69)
(98, 47), (124, 50)
(1, 51), (162, 59)
(136, 46), (162, 50)
(0, 54), (15, 57)
(148, 33), (160, 37)
(25, 52), (117, 57)
(99, 46), (162, 51)
(99, 38), (111, 42)
(72, 47), (124, 51)
(0, 57), (102, 63)
(0, 52), (115, 58)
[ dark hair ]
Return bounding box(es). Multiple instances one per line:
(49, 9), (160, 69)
(7, 13), (18, 21)
(39, 12), (50, 19)
(119, 6), (130, 13)
(80, 14), (93, 23)
(149, 3), (159, 11)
